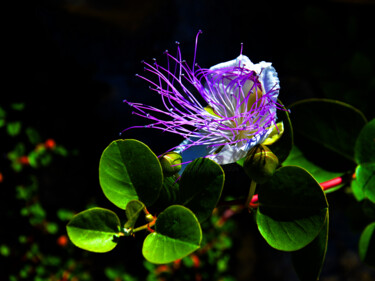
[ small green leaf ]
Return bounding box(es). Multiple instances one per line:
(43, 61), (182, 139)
(283, 145), (343, 184)
(257, 166), (328, 251)
(99, 139), (163, 209)
(11, 103), (25, 111)
(7, 121), (22, 137)
(292, 213), (329, 281)
(355, 119), (375, 165)
(289, 99), (367, 170)
(142, 205), (202, 264)
(355, 163), (375, 203)
(66, 207), (121, 253)
(359, 222), (375, 266)
(125, 200), (145, 229)
(179, 158), (224, 222)
(0, 105), (6, 118)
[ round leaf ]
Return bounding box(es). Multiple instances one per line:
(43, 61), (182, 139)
(66, 208), (121, 253)
(257, 166), (328, 251)
(355, 119), (375, 165)
(124, 200), (145, 229)
(289, 99), (367, 171)
(99, 139), (163, 209)
(142, 205), (202, 264)
(359, 222), (375, 266)
(292, 213), (329, 281)
(179, 158), (224, 222)
(355, 163), (375, 203)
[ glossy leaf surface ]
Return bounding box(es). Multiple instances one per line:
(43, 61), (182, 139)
(125, 200), (145, 229)
(359, 222), (375, 266)
(292, 213), (329, 281)
(99, 139), (163, 209)
(67, 208), (121, 253)
(257, 166), (328, 251)
(179, 158), (224, 222)
(143, 205), (202, 264)
(355, 163), (375, 203)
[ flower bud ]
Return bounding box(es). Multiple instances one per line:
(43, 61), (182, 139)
(159, 152), (182, 176)
(145, 213), (154, 222)
(243, 145), (279, 183)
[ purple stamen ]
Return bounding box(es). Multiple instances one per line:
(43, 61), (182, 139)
(122, 33), (281, 164)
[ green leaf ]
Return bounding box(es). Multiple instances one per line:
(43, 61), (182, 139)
(289, 99), (367, 170)
(355, 163), (375, 203)
(351, 178), (365, 201)
(152, 176), (180, 212)
(99, 139), (163, 209)
(142, 205), (202, 264)
(257, 166), (328, 251)
(283, 145), (343, 184)
(7, 121), (22, 137)
(355, 119), (375, 165)
(359, 222), (375, 266)
(269, 100), (293, 163)
(179, 158), (224, 222)
(292, 213), (329, 281)
(11, 103), (25, 111)
(66, 207), (121, 253)
(124, 200), (145, 229)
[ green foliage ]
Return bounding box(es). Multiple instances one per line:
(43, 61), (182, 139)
(283, 145), (343, 183)
(291, 215), (329, 281)
(352, 119), (375, 203)
(256, 166), (328, 251)
(142, 205), (202, 264)
(67, 207), (121, 253)
(354, 164), (375, 203)
(359, 222), (375, 266)
(289, 99), (367, 169)
(125, 200), (146, 229)
(179, 158), (224, 222)
(63, 98), (374, 280)
(99, 139), (163, 209)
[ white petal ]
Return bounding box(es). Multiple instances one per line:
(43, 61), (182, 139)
(259, 64), (280, 100)
(209, 55), (253, 71)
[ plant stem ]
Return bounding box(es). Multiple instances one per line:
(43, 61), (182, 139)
(245, 180), (257, 208)
(132, 219), (156, 233)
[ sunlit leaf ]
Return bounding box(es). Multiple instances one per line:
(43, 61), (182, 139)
(67, 208), (121, 253)
(292, 213), (329, 281)
(99, 139), (163, 209)
(359, 222), (375, 266)
(124, 200), (145, 229)
(355, 163), (375, 203)
(257, 166), (328, 251)
(142, 205), (202, 264)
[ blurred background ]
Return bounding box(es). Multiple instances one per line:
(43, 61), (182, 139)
(1, 0), (375, 280)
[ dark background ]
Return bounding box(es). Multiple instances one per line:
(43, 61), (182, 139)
(5, 0), (375, 280)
